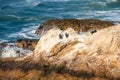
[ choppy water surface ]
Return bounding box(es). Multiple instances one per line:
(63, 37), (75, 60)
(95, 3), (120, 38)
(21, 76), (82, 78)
(0, 0), (120, 42)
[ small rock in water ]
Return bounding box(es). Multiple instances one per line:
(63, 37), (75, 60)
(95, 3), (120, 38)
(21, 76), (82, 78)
(0, 42), (7, 47)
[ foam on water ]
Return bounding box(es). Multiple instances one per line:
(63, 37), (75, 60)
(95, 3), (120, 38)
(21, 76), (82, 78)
(6, 15), (21, 20)
(0, 46), (32, 58)
(26, 0), (41, 6)
(15, 0), (70, 7)
(0, 0), (120, 58)
(0, 40), (8, 44)
(105, 0), (117, 3)
(42, 0), (70, 2)
(9, 25), (39, 39)
(76, 9), (120, 22)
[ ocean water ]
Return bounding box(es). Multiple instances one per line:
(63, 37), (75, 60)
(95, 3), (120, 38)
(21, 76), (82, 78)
(0, 0), (120, 43)
(0, 0), (120, 58)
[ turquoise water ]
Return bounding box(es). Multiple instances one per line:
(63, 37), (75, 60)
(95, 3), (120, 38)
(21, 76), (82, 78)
(0, 0), (120, 43)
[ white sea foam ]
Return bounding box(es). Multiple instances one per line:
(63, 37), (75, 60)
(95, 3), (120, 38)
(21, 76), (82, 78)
(25, 0), (70, 7)
(42, 0), (70, 2)
(0, 46), (32, 58)
(7, 15), (21, 19)
(26, 0), (41, 6)
(94, 10), (120, 21)
(0, 39), (8, 44)
(9, 25), (39, 39)
(76, 9), (120, 22)
(105, 0), (117, 3)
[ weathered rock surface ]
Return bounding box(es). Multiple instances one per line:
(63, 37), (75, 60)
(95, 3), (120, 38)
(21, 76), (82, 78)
(0, 25), (120, 80)
(0, 57), (110, 80)
(16, 39), (39, 51)
(35, 19), (114, 35)
(34, 25), (120, 79)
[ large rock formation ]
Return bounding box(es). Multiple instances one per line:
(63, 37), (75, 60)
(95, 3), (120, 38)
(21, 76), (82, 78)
(15, 19), (114, 51)
(0, 25), (120, 80)
(35, 19), (114, 35)
(33, 25), (120, 79)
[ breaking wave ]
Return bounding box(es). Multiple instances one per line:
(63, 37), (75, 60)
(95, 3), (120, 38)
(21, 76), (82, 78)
(0, 46), (32, 58)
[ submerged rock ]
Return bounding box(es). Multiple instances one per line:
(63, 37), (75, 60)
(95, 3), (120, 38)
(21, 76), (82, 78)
(16, 39), (39, 51)
(35, 19), (114, 35)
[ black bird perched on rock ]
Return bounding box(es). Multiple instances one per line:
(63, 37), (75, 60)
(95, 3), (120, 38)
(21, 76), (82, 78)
(59, 34), (63, 39)
(91, 30), (97, 34)
(65, 32), (69, 38)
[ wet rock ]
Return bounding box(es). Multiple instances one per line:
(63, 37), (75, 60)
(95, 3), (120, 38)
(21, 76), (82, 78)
(16, 39), (39, 51)
(0, 50), (2, 56)
(35, 19), (114, 35)
(0, 42), (7, 47)
(0, 43), (7, 55)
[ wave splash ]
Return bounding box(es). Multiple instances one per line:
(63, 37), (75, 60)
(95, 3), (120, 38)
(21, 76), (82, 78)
(0, 46), (32, 58)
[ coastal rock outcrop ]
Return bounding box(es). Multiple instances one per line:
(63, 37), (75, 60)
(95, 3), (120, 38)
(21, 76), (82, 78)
(16, 39), (39, 51)
(35, 19), (114, 35)
(0, 25), (120, 80)
(14, 19), (114, 51)
(34, 25), (120, 79)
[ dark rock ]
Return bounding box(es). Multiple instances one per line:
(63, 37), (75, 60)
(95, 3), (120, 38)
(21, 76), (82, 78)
(0, 50), (2, 56)
(16, 39), (39, 51)
(35, 19), (114, 35)
(0, 43), (7, 55)
(0, 42), (7, 47)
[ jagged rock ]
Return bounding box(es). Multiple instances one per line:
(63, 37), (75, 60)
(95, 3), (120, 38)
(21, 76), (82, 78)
(16, 39), (39, 51)
(33, 25), (120, 79)
(0, 57), (109, 80)
(35, 19), (114, 35)
(0, 25), (120, 80)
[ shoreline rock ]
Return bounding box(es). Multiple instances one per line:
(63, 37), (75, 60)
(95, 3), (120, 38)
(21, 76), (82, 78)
(0, 19), (119, 80)
(35, 19), (114, 35)
(0, 57), (111, 80)
(0, 25), (120, 80)
(34, 25), (120, 79)
(16, 39), (39, 51)
(0, 19), (115, 52)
